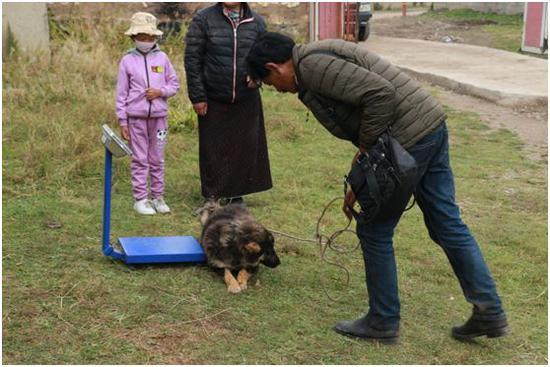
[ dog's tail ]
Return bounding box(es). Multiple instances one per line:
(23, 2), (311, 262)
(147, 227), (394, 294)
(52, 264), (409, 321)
(195, 199), (222, 226)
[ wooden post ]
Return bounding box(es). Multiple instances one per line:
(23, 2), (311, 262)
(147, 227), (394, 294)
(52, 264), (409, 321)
(401, 2), (407, 16)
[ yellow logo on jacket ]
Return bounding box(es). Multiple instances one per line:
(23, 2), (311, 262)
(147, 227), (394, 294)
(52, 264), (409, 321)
(151, 66), (164, 73)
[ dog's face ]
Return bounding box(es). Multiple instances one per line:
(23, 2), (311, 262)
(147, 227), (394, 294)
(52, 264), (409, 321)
(258, 230), (280, 268)
(244, 229), (280, 268)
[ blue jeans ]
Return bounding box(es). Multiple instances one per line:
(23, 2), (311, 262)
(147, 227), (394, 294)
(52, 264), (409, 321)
(356, 122), (504, 330)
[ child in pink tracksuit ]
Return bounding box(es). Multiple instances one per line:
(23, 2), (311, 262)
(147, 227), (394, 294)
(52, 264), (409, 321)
(116, 12), (180, 215)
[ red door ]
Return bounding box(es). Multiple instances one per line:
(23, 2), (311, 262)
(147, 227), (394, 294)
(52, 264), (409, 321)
(318, 2), (342, 40)
(522, 2), (548, 53)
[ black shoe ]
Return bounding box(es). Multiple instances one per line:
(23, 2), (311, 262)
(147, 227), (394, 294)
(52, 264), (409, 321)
(229, 197), (243, 204)
(334, 315), (399, 344)
(452, 312), (509, 341)
(223, 197), (244, 205)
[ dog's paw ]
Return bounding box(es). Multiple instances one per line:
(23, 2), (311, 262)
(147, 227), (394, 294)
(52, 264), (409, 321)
(227, 284), (242, 294)
(238, 281), (248, 291)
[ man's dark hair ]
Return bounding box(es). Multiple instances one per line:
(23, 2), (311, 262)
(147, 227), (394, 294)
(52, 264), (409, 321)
(247, 32), (296, 80)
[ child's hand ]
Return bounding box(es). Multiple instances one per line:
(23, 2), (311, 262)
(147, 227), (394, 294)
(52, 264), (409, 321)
(193, 102), (208, 116)
(120, 126), (130, 141)
(145, 88), (162, 100)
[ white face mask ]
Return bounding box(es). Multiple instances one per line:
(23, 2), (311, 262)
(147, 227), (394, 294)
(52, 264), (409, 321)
(135, 40), (156, 53)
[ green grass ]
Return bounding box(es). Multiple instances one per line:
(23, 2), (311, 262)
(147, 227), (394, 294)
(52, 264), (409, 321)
(424, 8), (522, 25)
(3, 9), (548, 364)
(422, 9), (524, 52)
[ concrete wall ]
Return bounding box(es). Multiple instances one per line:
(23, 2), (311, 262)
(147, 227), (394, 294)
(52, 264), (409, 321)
(2, 2), (50, 58)
(433, 2), (525, 15)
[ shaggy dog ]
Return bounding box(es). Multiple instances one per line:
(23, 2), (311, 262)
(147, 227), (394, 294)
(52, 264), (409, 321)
(197, 201), (280, 293)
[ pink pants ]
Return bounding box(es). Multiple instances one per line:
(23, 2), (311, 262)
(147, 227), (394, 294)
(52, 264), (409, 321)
(128, 117), (168, 201)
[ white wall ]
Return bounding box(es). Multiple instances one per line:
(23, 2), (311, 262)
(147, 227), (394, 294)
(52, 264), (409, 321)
(3, 2), (50, 58)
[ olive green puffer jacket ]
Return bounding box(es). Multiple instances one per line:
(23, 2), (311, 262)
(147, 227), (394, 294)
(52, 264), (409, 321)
(293, 39), (446, 149)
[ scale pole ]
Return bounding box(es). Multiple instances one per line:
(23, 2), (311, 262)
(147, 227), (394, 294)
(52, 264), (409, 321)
(102, 147), (114, 256)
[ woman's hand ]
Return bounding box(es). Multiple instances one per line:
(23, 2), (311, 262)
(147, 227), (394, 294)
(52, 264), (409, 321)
(145, 88), (162, 100)
(246, 75), (261, 88)
(120, 126), (130, 141)
(193, 102), (208, 116)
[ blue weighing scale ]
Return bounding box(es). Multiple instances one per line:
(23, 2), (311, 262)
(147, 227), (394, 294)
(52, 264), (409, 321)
(101, 124), (206, 264)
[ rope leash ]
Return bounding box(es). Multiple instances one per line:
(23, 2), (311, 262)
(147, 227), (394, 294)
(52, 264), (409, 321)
(269, 196), (360, 302)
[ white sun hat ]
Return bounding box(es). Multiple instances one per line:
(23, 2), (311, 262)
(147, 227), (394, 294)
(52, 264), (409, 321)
(124, 12), (163, 36)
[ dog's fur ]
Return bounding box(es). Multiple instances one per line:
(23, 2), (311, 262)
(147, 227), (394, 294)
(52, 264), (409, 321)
(197, 201), (280, 293)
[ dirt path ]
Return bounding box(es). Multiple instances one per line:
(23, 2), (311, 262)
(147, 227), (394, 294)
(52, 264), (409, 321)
(372, 10), (426, 20)
(431, 84), (547, 161)
(370, 10), (516, 48)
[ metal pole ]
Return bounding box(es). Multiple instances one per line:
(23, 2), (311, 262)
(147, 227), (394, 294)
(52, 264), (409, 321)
(102, 147), (114, 256)
(315, 2), (319, 41)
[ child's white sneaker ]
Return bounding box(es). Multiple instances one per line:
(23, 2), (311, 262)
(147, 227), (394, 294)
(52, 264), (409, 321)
(134, 199), (156, 215)
(152, 196), (171, 214)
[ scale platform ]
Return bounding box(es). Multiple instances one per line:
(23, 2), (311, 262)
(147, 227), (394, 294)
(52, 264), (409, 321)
(101, 124), (207, 266)
(116, 236), (206, 264)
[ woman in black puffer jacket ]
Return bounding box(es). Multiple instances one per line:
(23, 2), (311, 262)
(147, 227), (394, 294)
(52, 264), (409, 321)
(184, 2), (272, 204)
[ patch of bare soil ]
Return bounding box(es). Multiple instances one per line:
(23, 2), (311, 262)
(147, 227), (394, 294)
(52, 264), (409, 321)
(371, 14), (500, 48)
(115, 314), (233, 364)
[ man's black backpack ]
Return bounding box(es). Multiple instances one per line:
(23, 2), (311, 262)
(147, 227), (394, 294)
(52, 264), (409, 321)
(345, 129), (418, 223)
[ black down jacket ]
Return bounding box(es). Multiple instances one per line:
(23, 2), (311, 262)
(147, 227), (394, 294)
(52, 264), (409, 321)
(184, 3), (266, 104)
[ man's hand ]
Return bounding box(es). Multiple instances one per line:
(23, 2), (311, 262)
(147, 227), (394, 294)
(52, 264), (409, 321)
(351, 151), (361, 168)
(344, 150), (363, 220)
(145, 88), (162, 100)
(120, 126), (130, 141)
(193, 102), (208, 116)
(343, 189), (357, 220)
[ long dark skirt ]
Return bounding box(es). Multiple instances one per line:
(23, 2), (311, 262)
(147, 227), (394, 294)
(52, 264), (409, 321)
(198, 92), (272, 199)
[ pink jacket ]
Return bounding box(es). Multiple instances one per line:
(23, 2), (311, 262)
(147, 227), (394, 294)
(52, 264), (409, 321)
(116, 46), (180, 126)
